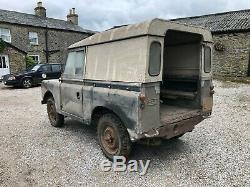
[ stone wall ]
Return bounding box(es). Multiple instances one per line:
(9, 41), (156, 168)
(212, 32), (250, 77)
(2, 46), (26, 74)
(0, 23), (91, 72)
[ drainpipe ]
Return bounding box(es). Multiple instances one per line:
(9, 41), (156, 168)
(45, 26), (49, 64)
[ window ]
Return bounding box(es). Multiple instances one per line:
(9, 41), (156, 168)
(149, 42), (161, 76)
(204, 46), (211, 73)
(0, 56), (7, 68)
(29, 32), (38, 45)
(52, 64), (61, 72)
(41, 65), (52, 73)
(63, 51), (85, 79)
(29, 55), (40, 64)
(0, 28), (11, 43)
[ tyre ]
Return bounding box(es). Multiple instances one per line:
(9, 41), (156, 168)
(97, 113), (132, 160)
(22, 78), (32, 88)
(46, 97), (64, 127)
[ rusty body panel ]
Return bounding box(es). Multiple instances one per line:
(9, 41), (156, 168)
(41, 18), (214, 142)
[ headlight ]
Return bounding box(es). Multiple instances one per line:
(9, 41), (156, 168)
(8, 76), (16, 81)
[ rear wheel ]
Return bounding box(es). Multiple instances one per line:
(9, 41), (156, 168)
(97, 113), (132, 160)
(22, 78), (32, 88)
(47, 97), (64, 127)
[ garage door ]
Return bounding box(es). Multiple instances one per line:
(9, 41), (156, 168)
(0, 55), (10, 77)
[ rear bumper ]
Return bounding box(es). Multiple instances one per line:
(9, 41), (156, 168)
(156, 115), (203, 139)
(129, 113), (210, 141)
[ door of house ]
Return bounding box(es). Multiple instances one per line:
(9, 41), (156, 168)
(0, 55), (10, 77)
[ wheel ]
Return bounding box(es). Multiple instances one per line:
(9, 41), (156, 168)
(22, 78), (32, 88)
(97, 113), (132, 160)
(46, 97), (64, 127)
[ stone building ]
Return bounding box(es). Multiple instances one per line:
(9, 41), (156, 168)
(0, 2), (94, 77)
(172, 9), (250, 78)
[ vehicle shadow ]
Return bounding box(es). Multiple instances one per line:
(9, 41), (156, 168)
(62, 119), (189, 164)
(0, 84), (40, 90)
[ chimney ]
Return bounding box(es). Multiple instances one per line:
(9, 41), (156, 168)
(67, 8), (78, 25)
(35, 1), (46, 18)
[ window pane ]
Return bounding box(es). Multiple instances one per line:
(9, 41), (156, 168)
(52, 65), (61, 72)
(2, 57), (6, 68)
(149, 42), (161, 76)
(41, 65), (52, 72)
(0, 28), (11, 42)
(204, 46), (211, 73)
(63, 51), (85, 79)
(29, 32), (38, 44)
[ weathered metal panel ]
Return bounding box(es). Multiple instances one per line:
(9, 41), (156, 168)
(85, 37), (148, 83)
(69, 18), (212, 49)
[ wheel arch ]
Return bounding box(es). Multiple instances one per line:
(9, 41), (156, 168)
(42, 91), (54, 104)
(21, 76), (33, 82)
(91, 105), (136, 130)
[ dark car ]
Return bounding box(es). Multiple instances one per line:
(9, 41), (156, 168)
(2, 63), (63, 88)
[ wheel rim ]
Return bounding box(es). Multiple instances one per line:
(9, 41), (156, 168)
(47, 101), (57, 124)
(101, 125), (119, 155)
(23, 79), (32, 88)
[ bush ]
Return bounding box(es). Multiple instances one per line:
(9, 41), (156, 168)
(25, 56), (36, 69)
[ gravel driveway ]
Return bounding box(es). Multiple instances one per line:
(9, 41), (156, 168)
(0, 81), (249, 186)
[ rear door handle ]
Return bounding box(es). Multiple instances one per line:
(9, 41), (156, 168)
(76, 92), (80, 100)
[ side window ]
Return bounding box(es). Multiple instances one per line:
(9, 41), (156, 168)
(41, 65), (52, 73)
(204, 46), (211, 73)
(149, 42), (161, 76)
(52, 64), (61, 72)
(63, 51), (85, 79)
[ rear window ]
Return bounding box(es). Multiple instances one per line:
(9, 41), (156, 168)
(149, 42), (161, 76)
(204, 46), (211, 73)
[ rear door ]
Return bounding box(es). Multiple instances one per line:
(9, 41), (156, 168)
(35, 64), (52, 83)
(51, 64), (62, 79)
(60, 50), (85, 118)
(200, 43), (213, 113)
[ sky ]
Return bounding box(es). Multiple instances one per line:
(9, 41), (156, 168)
(0, 0), (250, 31)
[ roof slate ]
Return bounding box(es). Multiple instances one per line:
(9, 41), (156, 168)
(0, 9), (94, 34)
(171, 9), (250, 33)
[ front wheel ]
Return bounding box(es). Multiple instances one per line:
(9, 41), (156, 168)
(97, 113), (132, 160)
(47, 97), (64, 127)
(22, 78), (32, 88)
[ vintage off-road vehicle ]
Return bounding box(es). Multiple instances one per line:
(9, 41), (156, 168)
(41, 19), (214, 159)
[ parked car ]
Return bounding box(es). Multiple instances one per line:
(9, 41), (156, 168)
(41, 19), (214, 160)
(2, 63), (63, 88)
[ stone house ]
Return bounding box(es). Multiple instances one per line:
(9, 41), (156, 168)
(0, 2), (94, 77)
(172, 9), (250, 78)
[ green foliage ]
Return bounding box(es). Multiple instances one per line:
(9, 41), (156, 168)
(25, 56), (36, 69)
(0, 39), (6, 53)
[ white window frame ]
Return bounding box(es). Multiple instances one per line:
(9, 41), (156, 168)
(0, 28), (11, 43)
(29, 55), (40, 64)
(29, 32), (38, 45)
